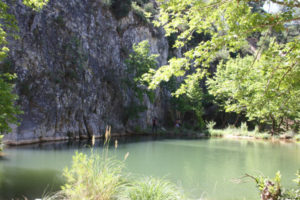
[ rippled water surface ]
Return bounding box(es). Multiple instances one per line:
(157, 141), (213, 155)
(1, 137), (300, 200)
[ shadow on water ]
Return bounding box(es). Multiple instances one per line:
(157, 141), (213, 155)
(0, 167), (63, 200)
(6, 134), (204, 151)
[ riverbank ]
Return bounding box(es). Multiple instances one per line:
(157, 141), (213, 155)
(2, 125), (299, 147)
(209, 126), (300, 143)
(2, 128), (207, 147)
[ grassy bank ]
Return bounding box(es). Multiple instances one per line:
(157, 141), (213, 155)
(207, 122), (300, 141)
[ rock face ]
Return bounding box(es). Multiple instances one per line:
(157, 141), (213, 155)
(4, 0), (169, 142)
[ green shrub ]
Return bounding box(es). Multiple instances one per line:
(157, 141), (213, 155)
(132, 2), (148, 23)
(295, 134), (300, 141)
(143, 2), (156, 17)
(61, 152), (124, 200)
(121, 177), (186, 200)
(0, 135), (4, 152)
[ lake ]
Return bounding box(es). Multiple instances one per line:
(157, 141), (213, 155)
(0, 136), (300, 200)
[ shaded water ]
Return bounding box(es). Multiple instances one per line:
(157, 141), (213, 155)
(0, 137), (300, 200)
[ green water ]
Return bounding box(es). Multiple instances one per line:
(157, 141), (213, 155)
(0, 137), (300, 200)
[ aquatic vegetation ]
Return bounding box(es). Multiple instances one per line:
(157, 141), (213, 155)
(121, 177), (185, 200)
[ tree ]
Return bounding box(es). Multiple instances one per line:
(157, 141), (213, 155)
(123, 40), (158, 122)
(207, 44), (300, 133)
(144, 0), (300, 132)
(0, 0), (48, 138)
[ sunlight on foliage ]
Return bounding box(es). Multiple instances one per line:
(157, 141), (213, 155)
(62, 152), (124, 200)
(23, 0), (49, 11)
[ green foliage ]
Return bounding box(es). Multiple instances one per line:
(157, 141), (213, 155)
(251, 171), (300, 200)
(132, 2), (149, 23)
(121, 177), (185, 200)
(207, 122), (272, 138)
(0, 135), (3, 152)
(22, 0), (48, 11)
(124, 40), (158, 120)
(0, 74), (22, 133)
(143, 0), (300, 133)
(127, 40), (158, 87)
(161, 76), (205, 129)
(62, 152), (124, 200)
(0, 0), (48, 138)
(147, 0), (300, 90)
(207, 40), (300, 132)
(254, 171), (282, 200)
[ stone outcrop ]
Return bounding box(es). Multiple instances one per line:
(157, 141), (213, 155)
(3, 0), (169, 142)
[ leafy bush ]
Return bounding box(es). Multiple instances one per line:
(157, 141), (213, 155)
(121, 177), (185, 200)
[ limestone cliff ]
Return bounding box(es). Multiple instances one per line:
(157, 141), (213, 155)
(3, 0), (169, 142)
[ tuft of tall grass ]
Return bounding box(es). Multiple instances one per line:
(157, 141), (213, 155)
(61, 151), (124, 200)
(120, 177), (186, 200)
(206, 121), (216, 131)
